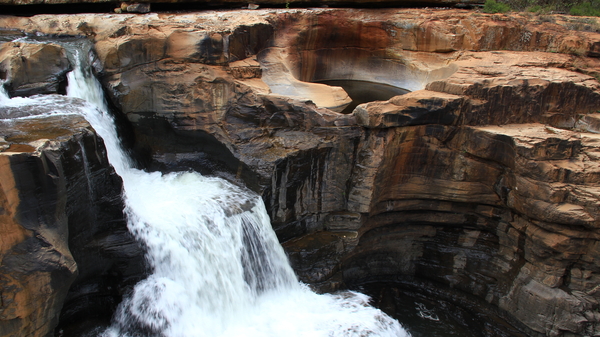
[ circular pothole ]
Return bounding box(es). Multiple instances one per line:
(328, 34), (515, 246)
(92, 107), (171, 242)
(259, 47), (456, 114)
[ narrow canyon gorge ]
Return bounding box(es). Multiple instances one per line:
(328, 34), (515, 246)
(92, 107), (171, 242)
(0, 4), (599, 337)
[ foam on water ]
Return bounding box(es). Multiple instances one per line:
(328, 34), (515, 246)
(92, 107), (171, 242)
(2, 42), (409, 337)
(0, 80), (90, 119)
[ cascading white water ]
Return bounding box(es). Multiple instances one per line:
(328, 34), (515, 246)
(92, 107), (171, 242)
(2, 41), (409, 337)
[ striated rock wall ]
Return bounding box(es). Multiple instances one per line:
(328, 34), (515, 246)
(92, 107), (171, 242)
(0, 8), (599, 337)
(0, 111), (142, 337)
(344, 122), (600, 336)
(0, 40), (144, 334)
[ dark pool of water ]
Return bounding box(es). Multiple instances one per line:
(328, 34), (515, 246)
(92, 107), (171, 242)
(60, 284), (525, 337)
(358, 283), (527, 337)
(316, 79), (410, 114)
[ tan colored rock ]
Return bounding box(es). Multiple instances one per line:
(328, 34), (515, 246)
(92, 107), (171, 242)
(0, 109), (143, 337)
(258, 47), (352, 112)
(0, 42), (70, 97)
(353, 90), (463, 128)
(426, 52), (600, 126)
(0, 115), (90, 337)
(229, 57), (261, 79)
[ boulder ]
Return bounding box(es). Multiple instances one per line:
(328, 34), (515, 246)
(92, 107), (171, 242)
(0, 42), (71, 97)
(0, 107), (143, 337)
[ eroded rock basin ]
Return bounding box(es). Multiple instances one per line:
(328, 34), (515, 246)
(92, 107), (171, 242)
(315, 80), (410, 114)
(0, 7), (600, 337)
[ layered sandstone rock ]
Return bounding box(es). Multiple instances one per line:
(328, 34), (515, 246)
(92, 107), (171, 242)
(0, 8), (599, 337)
(0, 92), (143, 336)
(0, 113), (84, 336)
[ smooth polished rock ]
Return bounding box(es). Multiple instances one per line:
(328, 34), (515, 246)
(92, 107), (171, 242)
(0, 42), (71, 97)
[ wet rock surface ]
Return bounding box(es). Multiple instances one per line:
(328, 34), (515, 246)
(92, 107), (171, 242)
(0, 8), (599, 337)
(0, 109), (144, 337)
(0, 42), (71, 97)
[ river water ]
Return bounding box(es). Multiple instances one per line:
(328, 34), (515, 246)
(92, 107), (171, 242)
(1, 40), (409, 337)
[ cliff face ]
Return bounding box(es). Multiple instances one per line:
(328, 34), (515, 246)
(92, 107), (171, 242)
(0, 111), (143, 337)
(0, 117), (79, 337)
(0, 42), (144, 336)
(0, 8), (599, 337)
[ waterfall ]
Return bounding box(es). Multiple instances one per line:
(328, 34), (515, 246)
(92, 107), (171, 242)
(2, 41), (409, 337)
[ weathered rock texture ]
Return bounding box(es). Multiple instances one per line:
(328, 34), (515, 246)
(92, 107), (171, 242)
(0, 92), (144, 335)
(0, 0), (483, 7)
(0, 42), (70, 97)
(0, 8), (599, 337)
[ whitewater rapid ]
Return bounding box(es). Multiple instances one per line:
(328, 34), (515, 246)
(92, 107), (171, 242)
(2, 42), (409, 337)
